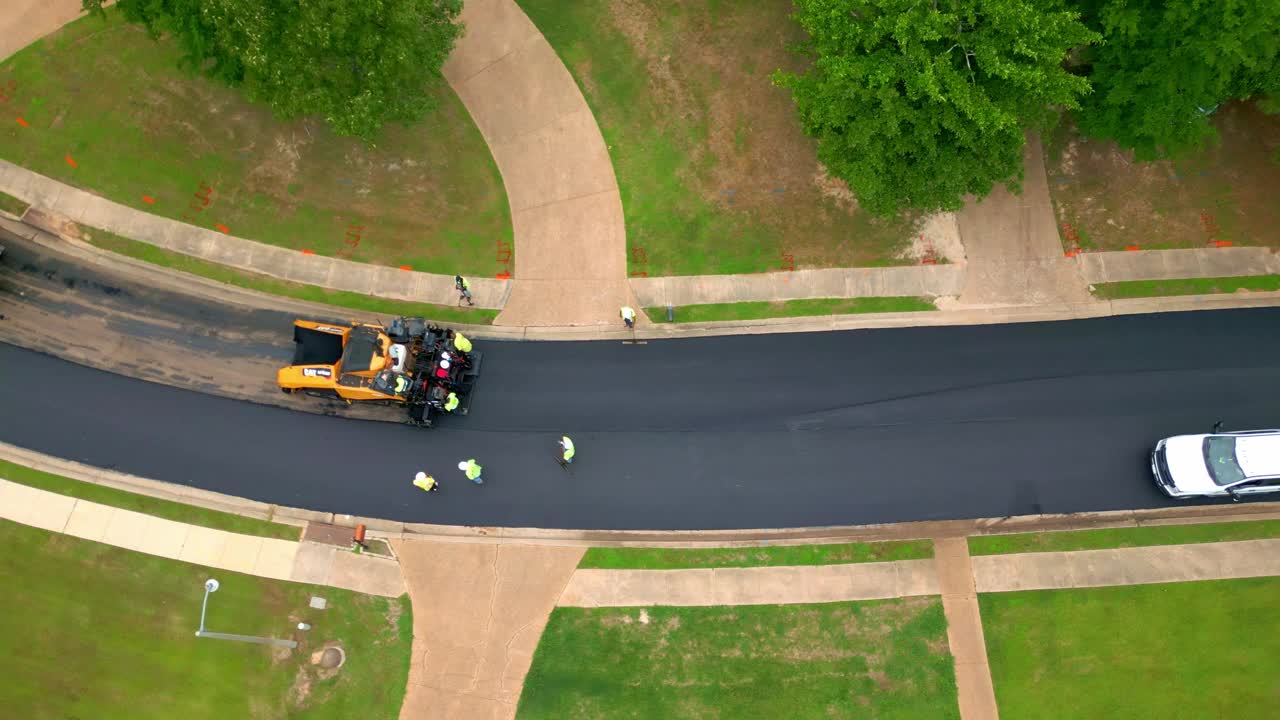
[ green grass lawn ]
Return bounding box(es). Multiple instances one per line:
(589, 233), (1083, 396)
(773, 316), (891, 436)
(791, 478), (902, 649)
(1, 458), (299, 540)
(0, 189), (28, 216)
(0, 519), (412, 720)
(83, 225), (498, 325)
(645, 296), (937, 323)
(1046, 102), (1280, 253)
(969, 519), (1280, 556)
(1091, 274), (1280, 299)
(517, 0), (919, 277)
(579, 540), (933, 570)
(518, 598), (957, 719)
(0, 9), (511, 276)
(981, 578), (1280, 719)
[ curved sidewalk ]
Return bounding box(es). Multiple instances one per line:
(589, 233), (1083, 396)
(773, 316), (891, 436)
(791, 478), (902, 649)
(443, 0), (637, 326)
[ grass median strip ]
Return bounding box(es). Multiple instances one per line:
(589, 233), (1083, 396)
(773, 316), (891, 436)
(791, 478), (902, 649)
(578, 540), (933, 570)
(981, 578), (1280, 719)
(969, 519), (1280, 556)
(0, 189), (29, 216)
(518, 598), (957, 719)
(1091, 275), (1280, 299)
(644, 297), (936, 324)
(82, 226), (498, 325)
(0, 519), (412, 719)
(1, 459), (299, 541)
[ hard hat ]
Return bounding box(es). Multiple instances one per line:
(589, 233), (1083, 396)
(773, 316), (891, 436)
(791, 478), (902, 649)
(415, 471), (427, 481)
(457, 461), (468, 470)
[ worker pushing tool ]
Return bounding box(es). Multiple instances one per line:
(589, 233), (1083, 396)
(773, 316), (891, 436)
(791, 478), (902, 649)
(412, 471), (439, 493)
(455, 275), (474, 306)
(620, 306), (636, 329)
(558, 436), (575, 466)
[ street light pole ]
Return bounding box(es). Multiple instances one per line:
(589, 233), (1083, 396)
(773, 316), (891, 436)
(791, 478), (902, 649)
(195, 578), (297, 649)
(197, 578), (219, 636)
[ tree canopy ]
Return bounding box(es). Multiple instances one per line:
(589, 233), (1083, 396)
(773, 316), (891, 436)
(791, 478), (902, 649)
(777, 0), (1098, 217)
(1073, 0), (1280, 160)
(83, 0), (463, 140)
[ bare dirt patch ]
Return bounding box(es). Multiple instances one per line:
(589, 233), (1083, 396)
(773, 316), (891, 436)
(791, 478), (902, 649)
(1046, 101), (1280, 252)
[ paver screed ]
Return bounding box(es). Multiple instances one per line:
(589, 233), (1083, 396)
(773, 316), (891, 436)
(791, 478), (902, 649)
(393, 539), (584, 720)
(441, 0), (639, 327)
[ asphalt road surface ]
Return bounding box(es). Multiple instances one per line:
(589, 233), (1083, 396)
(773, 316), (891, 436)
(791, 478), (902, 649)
(4, 250), (1280, 529)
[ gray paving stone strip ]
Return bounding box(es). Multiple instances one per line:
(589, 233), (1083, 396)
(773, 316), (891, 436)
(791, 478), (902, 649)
(0, 159), (510, 309)
(630, 264), (966, 307)
(972, 538), (1280, 593)
(556, 560), (940, 607)
(0, 477), (404, 597)
(1076, 247), (1280, 284)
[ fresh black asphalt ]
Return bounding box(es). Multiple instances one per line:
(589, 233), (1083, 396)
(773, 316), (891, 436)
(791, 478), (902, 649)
(4, 300), (1279, 530)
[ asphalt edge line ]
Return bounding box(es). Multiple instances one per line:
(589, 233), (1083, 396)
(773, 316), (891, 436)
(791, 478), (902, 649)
(4, 441), (1279, 546)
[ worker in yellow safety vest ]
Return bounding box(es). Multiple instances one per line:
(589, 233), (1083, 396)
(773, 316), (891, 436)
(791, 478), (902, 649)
(444, 392), (460, 412)
(453, 332), (473, 354)
(559, 436), (575, 465)
(458, 459), (483, 484)
(620, 306), (636, 328)
(412, 471), (439, 493)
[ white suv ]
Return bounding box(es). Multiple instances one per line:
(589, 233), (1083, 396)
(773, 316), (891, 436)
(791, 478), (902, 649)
(1152, 428), (1280, 500)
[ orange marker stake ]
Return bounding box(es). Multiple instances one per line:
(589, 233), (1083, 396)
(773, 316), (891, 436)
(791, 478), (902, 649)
(142, 195), (156, 204)
(65, 155), (77, 168)
(1124, 245), (1140, 251)
(215, 223), (230, 233)
(301, 249), (315, 255)
(16, 117), (28, 127)
(399, 265), (412, 271)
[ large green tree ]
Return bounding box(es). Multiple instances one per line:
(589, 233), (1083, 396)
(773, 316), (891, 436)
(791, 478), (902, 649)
(1073, 0), (1280, 159)
(83, 0), (463, 140)
(777, 0), (1098, 216)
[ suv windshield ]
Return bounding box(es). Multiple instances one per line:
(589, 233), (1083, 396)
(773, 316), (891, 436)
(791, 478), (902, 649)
(1203, 437), (1246, 486)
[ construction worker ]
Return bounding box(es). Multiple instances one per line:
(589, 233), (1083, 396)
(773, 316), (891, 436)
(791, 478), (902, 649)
(453, 331), (473, 354)
(412, 471), (439, 493)
(455, 275), (474, 306)
(458, 458), (483, 484)
(559, 436), (575, 465)
(444, 391), (460, 413)
(620, 306), (636, 328)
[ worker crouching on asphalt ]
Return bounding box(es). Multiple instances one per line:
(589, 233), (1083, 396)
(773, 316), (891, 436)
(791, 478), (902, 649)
(413, 471), (439, 493)
(459, 459), (483, 484)
(620, 306), (636, 328)
(559, 436), (575, 466)
(443, 391), (460, 413)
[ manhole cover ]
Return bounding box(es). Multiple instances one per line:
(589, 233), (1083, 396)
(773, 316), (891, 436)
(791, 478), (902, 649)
(316, 646), (345, 670)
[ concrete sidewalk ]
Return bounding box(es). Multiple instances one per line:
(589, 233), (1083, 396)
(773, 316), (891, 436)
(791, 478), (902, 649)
(0, 0), (85, 63)
(972, 538), (1280, 592)
(394, 539), (583, 720)
(0, 477), (404, 597)
(1077, 246), (1280, 284)
(558, 560), (939, 607)
(442, 0), (637, 327)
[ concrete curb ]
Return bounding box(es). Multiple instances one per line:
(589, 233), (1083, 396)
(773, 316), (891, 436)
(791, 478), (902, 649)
(5, 441), (1279, 547)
